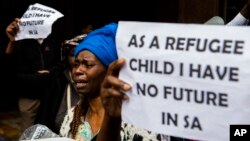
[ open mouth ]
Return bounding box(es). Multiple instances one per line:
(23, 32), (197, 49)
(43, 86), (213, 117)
(74, 80), (88, 89)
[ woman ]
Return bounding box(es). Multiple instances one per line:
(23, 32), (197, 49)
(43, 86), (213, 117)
(60, 22), (185, 141)
(59, 23), (118, 141)
(60, 22), (162, 141)
(5, 17), (66, 133)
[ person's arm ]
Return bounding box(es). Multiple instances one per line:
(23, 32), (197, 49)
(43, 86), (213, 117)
(227, 0), (250, 26)
(5, 18), (19, 54)
(95, 114), (122, 141)
(96, 58), (131, 141)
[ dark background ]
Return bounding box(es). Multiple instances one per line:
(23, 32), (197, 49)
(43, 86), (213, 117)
(0, 0), (246, 110)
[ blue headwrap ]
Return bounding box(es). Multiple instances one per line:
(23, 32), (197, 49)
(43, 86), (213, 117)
(74, 23), (118, 68)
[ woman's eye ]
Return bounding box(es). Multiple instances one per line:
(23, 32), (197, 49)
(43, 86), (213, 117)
(73, 61), (94, 68)
(73, 62), (80, 67)
(86, 64), (94, 67)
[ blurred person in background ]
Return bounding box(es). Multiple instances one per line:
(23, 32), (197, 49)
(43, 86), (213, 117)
(5, 17), (66, 134)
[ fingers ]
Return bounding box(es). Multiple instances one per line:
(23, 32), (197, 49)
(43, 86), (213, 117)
(102, 86), (128, 100)
(103, 58), (130, 89)
(6, 18), (20, 41)
(101, 58), (130, 117)
(107, 58), (125, 77)
(102, 58), (131, 100)
(106, 75), (131, 90)
(101, 75), (131, 101)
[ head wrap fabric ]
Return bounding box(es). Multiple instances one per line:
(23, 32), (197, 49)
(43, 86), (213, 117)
(74, 23), (118, 68)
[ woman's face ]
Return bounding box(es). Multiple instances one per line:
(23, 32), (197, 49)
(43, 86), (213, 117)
(72, 50), (106, 97)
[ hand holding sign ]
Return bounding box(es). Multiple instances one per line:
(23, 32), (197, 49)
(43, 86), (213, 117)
(15, 3), (64, 40)
(101, 58), (130, 118)
(6, 18), (20, 42)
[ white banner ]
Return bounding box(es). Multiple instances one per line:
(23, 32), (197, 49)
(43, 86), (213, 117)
(116, 21), (250, 141)
(15, 3), (64, 40)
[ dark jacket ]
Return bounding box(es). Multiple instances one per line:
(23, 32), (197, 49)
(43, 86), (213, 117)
(13, 37), (62, 99)
(0, 53), (17, 110)
(12, 36), (67, 133)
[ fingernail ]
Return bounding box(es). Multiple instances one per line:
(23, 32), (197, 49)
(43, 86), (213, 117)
(123, 84), (131, 90)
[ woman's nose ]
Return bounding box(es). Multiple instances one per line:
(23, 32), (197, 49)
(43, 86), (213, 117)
(74, 64), (87, 74)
